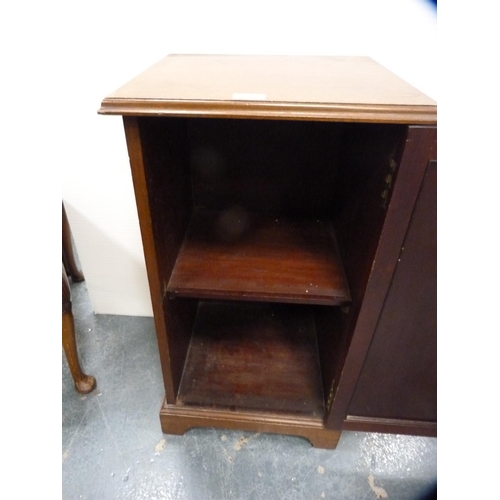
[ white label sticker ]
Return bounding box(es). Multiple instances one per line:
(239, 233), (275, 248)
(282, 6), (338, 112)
(232, 93), (266, 101)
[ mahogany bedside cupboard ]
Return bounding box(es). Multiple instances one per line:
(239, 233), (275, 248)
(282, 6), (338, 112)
(99, 55), (436, 449)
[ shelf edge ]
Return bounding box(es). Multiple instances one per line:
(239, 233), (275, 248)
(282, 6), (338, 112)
(167, 289), (351, 306)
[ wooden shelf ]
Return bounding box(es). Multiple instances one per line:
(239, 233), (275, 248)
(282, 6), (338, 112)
(176, 301), (325, 417)
(167, 209), (351, 306)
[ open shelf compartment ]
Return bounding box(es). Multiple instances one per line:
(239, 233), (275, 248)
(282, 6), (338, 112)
(135, 115), (408, 434)
(176, 300), (325, 418)
(168, 208), (350, 306)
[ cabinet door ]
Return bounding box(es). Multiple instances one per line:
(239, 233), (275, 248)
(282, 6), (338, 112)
(346, 160), (436, 430)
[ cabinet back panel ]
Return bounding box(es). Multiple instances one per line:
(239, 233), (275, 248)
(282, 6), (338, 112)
(188, 118), (343, 217)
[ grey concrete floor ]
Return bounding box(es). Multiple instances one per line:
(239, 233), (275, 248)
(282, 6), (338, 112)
(62, 279), (437, 499)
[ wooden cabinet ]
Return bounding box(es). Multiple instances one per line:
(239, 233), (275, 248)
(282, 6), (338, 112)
(99, 55), (436, 448)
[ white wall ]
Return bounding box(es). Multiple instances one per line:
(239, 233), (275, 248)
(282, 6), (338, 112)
(62, 0), (437, 316)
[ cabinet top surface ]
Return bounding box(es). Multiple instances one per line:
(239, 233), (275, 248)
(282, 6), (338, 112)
(99, 55), (436, 123)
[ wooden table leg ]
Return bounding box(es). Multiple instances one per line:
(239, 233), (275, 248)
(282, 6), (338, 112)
(62, 203), (84, 282)
(62, 265), (96, 394)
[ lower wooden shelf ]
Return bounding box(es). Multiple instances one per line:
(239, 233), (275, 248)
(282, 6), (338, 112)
(176, 300), (325, 418)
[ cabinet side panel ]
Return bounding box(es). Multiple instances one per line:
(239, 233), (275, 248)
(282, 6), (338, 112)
(326, 126), (436, 429)
(334, 124), (408, 304)
(347, 160), (436, 422)
(318, 125), (407, 417)
(138, 117), (193, 280)
(125, 117), (195, 402)
(123, 117), (175, 400)
(314, 306), (350, 404)
(138, 117), (196, 402)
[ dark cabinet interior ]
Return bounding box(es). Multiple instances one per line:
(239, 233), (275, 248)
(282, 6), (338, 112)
(136, 116), (408, 422)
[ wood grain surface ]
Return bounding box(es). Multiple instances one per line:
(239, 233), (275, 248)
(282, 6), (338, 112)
(176, 301), (325, 417)
(99, 56), (436, 123)
(167, 209), (351, 305)
(347, 160), (437, 422)
(160, 403), (341, 449)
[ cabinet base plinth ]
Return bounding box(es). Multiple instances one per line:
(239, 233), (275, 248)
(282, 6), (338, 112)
(343, 416), (437, 437)
(160, 401), (341, 449)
